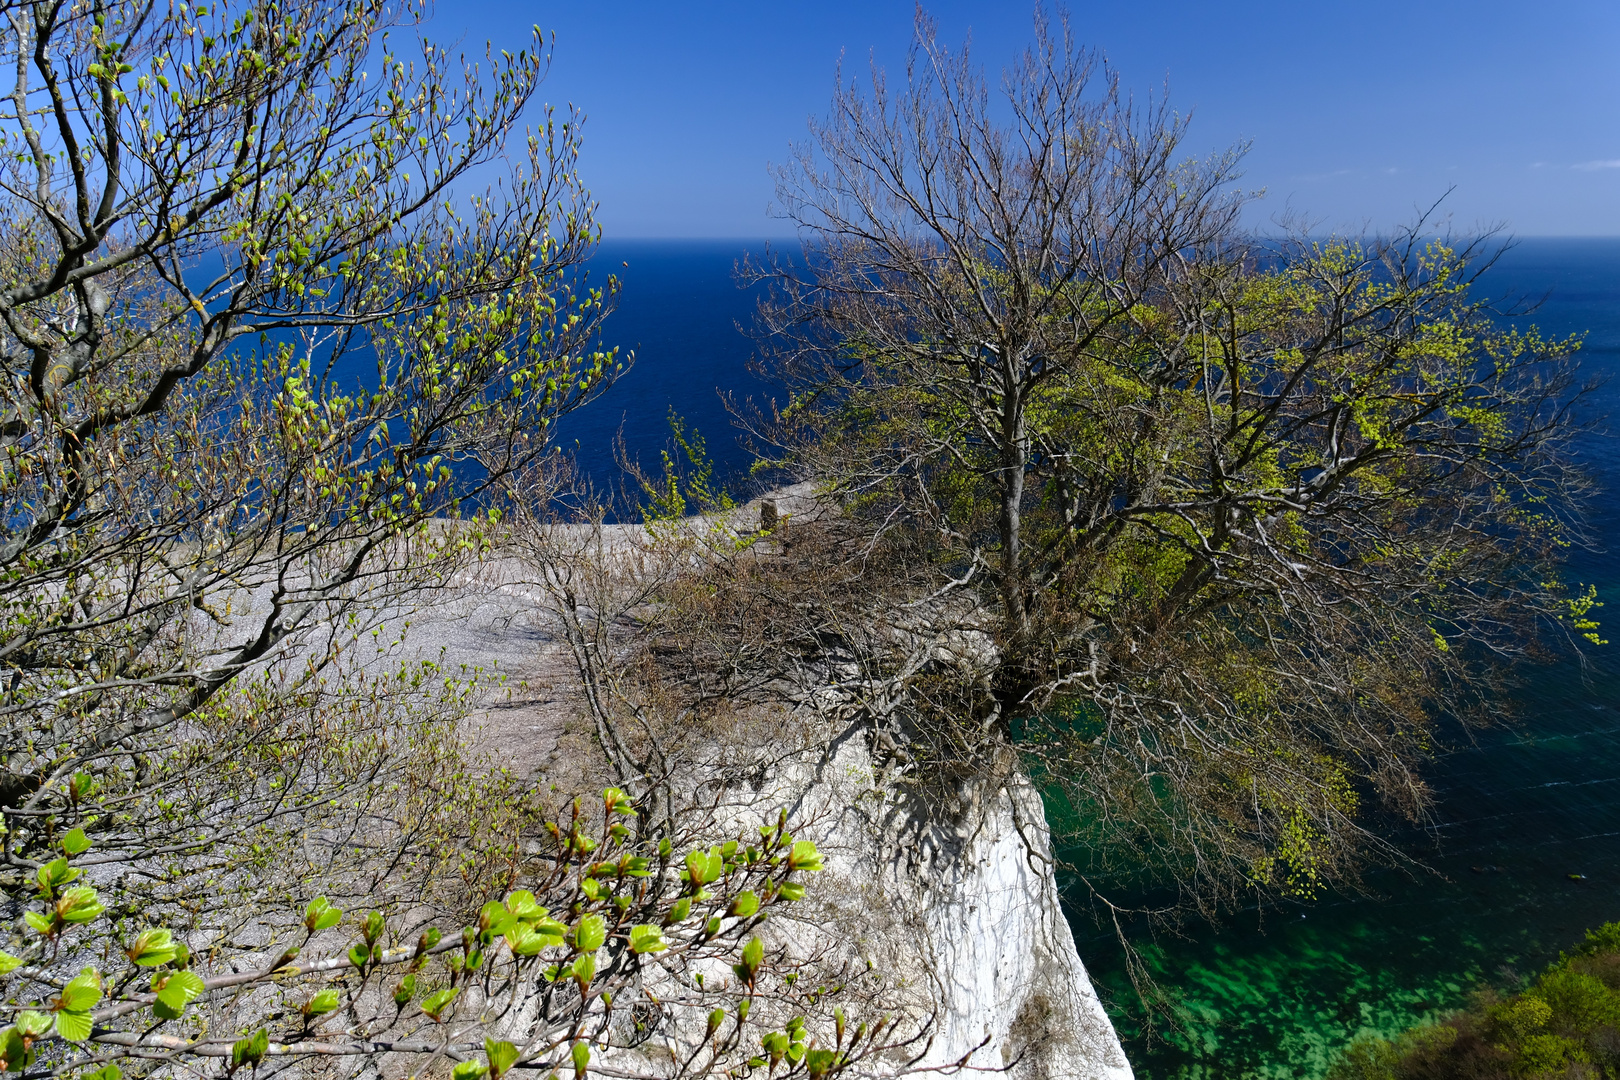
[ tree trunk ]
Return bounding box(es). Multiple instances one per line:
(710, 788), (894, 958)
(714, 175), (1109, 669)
(998, 351), (1033, 711)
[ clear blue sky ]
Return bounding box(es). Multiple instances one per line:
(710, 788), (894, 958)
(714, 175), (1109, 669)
(446, 1), (1620, 238)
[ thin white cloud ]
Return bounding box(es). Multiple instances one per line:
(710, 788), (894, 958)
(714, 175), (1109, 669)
(1573, 159), (1620, 171)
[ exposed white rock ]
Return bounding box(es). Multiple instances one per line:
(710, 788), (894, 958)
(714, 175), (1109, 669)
(775, 736), (1134, 1080)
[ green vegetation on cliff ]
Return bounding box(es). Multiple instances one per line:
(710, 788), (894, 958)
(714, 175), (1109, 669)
(1331, 922), (1620, 1080)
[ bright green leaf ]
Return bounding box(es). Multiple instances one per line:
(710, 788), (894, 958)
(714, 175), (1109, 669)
(572, 914), (606, 952)
(305, 897), (342, 932)
(627, 924), (667, 954)
(128, 927), (179, 967)
(57, 887), (104, 923)
(53, 1010), (91, 1042)
(485, 1038), (519, 1078)
(788, 840), (823, 872)
(421, 986), (458, 1020)
(155, 970), (204, 1013)
(303, 989), (340, 1016)
(59, 969), (102, 1011)
(232, 1029), (269, 1069)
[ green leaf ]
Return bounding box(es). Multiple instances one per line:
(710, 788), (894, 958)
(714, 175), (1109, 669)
(392, 973), (417, 1007)
(504, 890), (542, 920)
(304, 897), (342, 932)
(421, 986), (458, 1020)
(728, 891), (760, 918)
(362, 910), (384, 945)
(0, 1028), (31, 1071)
(628, 924), (667, 954)
(231, 1028), (269, 1069)
(742, 937), (764, 973)
(127, 927), (179, 967)
(602, 787), (631, 815)
(13, 1012), (51, 1036)
(571, 953), (596, 986)
(303, 989), (340, 1016)
(665, 897), (692, 925)
(57, 887), (104, 923)
(0, 951), (23, 974)
(503, 926), (539, 955)
(452, 1061), (484, 1080)
(61, 829), (91, 856)
(83, 1064), (120, 1080)
(23, 911), (51, 935)
(53, 1009), (91, 1042)
(571, 1041), (590, 1077)
(348, 944), (370, 968)
(777, 881), (807, 902)
(485, 1038), (519, 1078)
(60, 969), (102, 1010)
(572, 914), (606, 952)
(479, 900), (515, 938)
(805, 1048), (840, 1077)
(788, 840), (823, 872)
(156, 970), (204, 1014)
(685, 848), (724, 885)
(506, 923), (562, 956)
(36, 857), (79, 893)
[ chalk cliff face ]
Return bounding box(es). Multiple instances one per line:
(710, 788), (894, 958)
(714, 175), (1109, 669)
(428, 523), (1133, 1077)
(780, 737), (1134, 1079)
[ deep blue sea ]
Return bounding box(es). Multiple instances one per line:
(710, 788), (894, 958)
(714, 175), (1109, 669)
(548, 240), (778, 503)
(566, 238), (1620, 1079)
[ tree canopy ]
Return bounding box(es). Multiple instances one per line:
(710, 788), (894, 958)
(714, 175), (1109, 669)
(747, 11), (1596, 918)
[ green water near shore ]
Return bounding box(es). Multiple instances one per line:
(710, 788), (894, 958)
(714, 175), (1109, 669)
(1069, 654), (1620, 1078)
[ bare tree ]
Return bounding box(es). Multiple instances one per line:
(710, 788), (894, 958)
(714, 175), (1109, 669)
(746, 9), (1596, 919)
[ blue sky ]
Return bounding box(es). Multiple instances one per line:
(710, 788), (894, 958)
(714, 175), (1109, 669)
(449, 1), (1620, 238)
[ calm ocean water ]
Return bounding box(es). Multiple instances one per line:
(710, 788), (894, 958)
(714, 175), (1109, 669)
(549, 240), (776, 502)
(567, 238), (1620, 1079)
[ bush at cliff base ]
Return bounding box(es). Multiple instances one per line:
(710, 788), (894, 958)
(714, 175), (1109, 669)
(1330, 922), (1620, 1079)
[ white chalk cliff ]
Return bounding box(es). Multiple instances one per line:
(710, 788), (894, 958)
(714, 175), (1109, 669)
(779, 735), (1134, 1079)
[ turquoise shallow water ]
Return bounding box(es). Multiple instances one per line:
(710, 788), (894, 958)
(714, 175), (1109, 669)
(1069, 238), (1620, 1079)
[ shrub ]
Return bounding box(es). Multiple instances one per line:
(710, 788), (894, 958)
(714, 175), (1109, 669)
(1328, 922), (1620, 1080)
